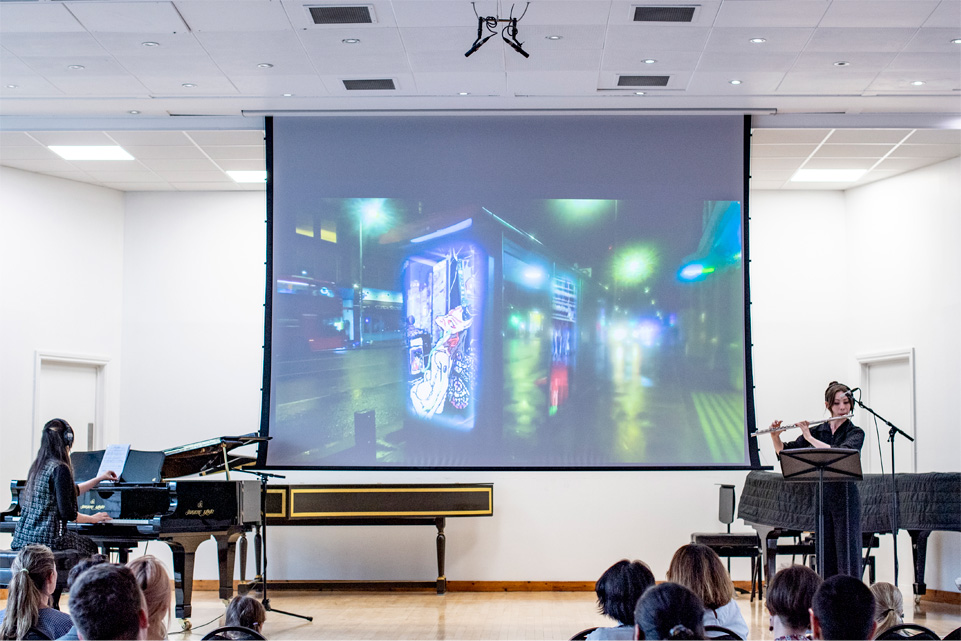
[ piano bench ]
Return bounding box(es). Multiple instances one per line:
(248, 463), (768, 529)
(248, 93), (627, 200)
(1, 548), (84, 610)
(691, 532), (762, 601)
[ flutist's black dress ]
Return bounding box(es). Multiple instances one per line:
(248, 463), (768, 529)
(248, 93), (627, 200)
(780, 419), (864, 578)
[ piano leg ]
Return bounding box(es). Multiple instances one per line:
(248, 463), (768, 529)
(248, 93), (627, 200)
(435, 517), (446, 595)
(238, 533), (247, 582)
(909, 529), (930, 602)
(215, 531), (242, 603)
(165, 534), (208, 621)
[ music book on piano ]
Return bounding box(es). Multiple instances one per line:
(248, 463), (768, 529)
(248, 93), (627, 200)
(97, 444), (131, 479)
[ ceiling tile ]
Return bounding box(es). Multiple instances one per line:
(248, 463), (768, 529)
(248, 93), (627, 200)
(749, 156), (807, 170)
(685, 71), (785, 93)
(66, 2), (190, 34)
(904, 129), (961, 144)
(705, 28), (815, 53)
(826, 129), (912, 144)
(93, 32), (207, 57)
(172, 181), (243, 191)
(887, 53), (961, 72)
(751, 144), (818, 158)
(777, 71), (876, 93)
(0, 132), (40, 147)
(888, 143), (961, 158)
(201, 145), (266, 160)
(138, 158), (222, 172)
(105, 131), (194, 146)
(0, 3), (85, 33)
(227, 74), (330, 96)
(867, 72), (960, 92)
(714, 1), (828, 28)
(508, 70), (601, 95)
(819, 1), (940, 28)
(137, 76), (241, 94)
(875, 156), (947, 171)
(122, 145), (208, 159)
(176, 1), (295, 32)
(187, 131), (267, 146)
(805, 28), (917, 53)
(412, 72), (508, 96)
(153, 170), (231, 183)
(1, 158), (81, 172)
(697, 52), (799, 72)
(44, 74), (152, 96)
(812, 144), (890, 158)
(506, 49), (602, 72)
(0, 145), (62, 160)
(604, 26), (711, 52)
(803, 157), (878, 170)
(751, 129), (830, 144)
(213, 159), (268, 172)
(903, 28), (961, 53)
(29, 131), (116, 145)
(0, 33), (107, 57)
(82, 170), (166, 182)
(407, 49), (504, 73)
(195, 31), (314, 73)
(102, 182), (176, 191)
(602, 50), (700, 72)
(922, 2), (961, 28)
(789, 52), (896, 73)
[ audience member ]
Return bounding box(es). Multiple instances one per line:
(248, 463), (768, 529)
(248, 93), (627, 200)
(633, 582), (705, 641)
(224, 596), (266, 639)
(127, 556), (171, 640)
(55, 554), (109, 640)
(68, 564), (148, 640)
(766, 564), (822, 641)
(666, 543), (748, 639)
(0, 544), (73, 640)
(811, 574), (876, 640)
(587, 560), (656, 640)
(870, 582), (904, 639)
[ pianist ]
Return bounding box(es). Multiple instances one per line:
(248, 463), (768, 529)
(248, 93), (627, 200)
(767, 381), (864, 579)
(11, 419), (118, 556)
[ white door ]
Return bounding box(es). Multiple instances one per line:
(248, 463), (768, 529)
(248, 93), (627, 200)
(858, 351), (916, 475)
(37, 359), (101, 453)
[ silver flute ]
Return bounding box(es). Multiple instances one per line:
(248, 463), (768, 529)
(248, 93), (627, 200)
(752, 413), (854, 436)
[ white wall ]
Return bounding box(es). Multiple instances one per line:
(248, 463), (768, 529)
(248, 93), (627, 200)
(2, 157), (958, 593)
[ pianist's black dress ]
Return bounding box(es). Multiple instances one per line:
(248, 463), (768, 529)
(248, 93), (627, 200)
(780, 419), (864, 579)
(11, 460), (98, 556)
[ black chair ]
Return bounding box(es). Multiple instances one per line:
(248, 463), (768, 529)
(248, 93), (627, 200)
(569, 627), (599, 640)
(704, 624), (743, 640)
(875, 623), (941, 640)
(691, 484), (762, 601)
(943, 626), (961, 640)
(201, 625), (267, 640)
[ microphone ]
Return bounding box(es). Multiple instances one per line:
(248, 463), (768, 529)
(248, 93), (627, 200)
(845, 387), (860, 402)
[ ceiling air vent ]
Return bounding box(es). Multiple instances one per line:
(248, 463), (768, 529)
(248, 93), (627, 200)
(633, 6), (697, 22)
(309, 5), (373, 24)
(617, 75), (670, 87)
(343, 78), (395, 91)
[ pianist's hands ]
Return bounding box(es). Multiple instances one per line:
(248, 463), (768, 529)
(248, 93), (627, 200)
(90, 512), (112, 523)
(98, 470), (118, 482)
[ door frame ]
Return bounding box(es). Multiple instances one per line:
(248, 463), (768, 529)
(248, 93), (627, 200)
(856, 347), (916, 472)
(33, 351), (110, 454)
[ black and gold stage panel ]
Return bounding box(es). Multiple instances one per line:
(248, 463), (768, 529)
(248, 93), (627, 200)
(243, 483), (493, 594)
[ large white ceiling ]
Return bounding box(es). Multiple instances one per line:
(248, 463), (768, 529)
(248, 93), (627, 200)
(1, 0), (959, 191)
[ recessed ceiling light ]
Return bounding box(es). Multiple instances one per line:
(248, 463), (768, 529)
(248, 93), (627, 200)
(749, 38), (766, 44)
(729, 79), (742, 85)
(67, 65), (85, 70)
(227, 170), (267, 183)
(642, 59), (656, 64)
(952, 38), (961, 44)
(342, 38), (361, 44)
(257, 63), (274, 68)
(458, 92), (470, 96)
(141, 41), (160, 47)
(182, 83), (197, 88)
(48, 146), (134, 161)
(5, 84), (18, 89)
(834, 61), (850, 66)
(634, 91), (646, 95)
(910, 80), (925, 86)
(545, 35), (562, 40)
(283, 93), (293, 97)
(792, 169), (866, 183)
(128, 110), (140, 115)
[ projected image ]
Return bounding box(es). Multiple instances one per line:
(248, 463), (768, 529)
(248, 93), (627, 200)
(267, 197), (745, 468)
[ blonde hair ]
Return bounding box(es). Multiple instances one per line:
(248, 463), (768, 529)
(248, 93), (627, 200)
(870, 582), (904, 638)
(0, 545), (56, 640)
(127, 555), (171, 640)
(666, 543), (734, 610)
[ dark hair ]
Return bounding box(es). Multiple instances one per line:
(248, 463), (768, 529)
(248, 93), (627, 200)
(824, 381), (851, 407)
(225, 595), (266, 638)
(666, 543), (733, 610)
(766, 565), (822, 630)
(634, 582), (705, 640)
(67, 553), (109, 589)
(0, 545), (57, 640)
(812, 574), (875, 640)
(595, 559), (656, 626)
(69, 564), (145, 640)
(25, 418), (74, 499)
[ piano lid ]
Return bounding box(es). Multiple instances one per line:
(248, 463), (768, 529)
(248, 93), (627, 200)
(161, 433), (267, 478)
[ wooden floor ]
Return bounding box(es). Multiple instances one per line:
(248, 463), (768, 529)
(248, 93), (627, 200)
(4, 589), (959, 639)
(170, 589), (958, 640)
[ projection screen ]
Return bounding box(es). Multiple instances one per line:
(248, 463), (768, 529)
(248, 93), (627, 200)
(260, 115), (758, 470)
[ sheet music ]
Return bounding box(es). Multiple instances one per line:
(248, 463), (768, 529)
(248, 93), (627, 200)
(97, 444), (130, 479)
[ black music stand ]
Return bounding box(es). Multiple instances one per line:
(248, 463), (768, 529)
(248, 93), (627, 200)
(780, 448), (862, 578)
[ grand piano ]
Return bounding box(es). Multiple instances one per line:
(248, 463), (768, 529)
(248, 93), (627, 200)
(738, 470), (961, 599)
(1, 435), (264, 624)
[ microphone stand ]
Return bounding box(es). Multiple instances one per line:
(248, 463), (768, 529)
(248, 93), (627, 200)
(237, 469), (312, 622)
(849, 395), (914, 586)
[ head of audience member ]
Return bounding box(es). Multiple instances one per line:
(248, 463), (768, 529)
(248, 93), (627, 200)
(633, 582), (705, 640)
(870, 582), (904, 639)
(127, 555), (171, 640)
(224, 595), (267, 638)
(68, 564), (148, 640)
(810, 575), (876, 640)
(67, 554), (109, 590)
(0, 544), (58, 640)
(766, 565), (822, 640)
(666, 543), (734, 611)
(595, 559), (657, 627)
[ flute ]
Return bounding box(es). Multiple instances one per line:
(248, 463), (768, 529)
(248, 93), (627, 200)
(752, 413), (854, 436)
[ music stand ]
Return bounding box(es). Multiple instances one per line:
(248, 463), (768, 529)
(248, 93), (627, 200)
(780, 448), (862, 578)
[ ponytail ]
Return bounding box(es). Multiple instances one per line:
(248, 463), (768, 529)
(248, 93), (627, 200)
(0, 545), (56, 640)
